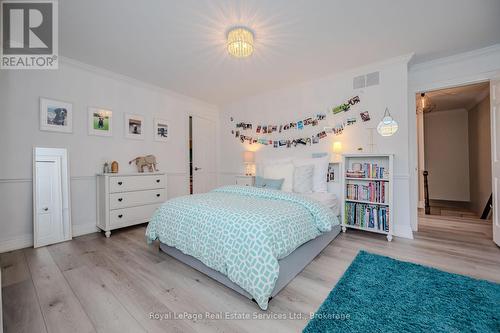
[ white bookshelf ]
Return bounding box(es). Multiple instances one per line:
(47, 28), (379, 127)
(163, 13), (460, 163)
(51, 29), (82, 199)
(341, 153), (394, 241)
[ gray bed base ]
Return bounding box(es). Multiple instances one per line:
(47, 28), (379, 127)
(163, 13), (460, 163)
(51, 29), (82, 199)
(159, 224), (341, 303)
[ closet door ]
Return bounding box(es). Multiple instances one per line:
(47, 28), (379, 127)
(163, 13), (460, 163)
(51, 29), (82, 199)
(35, 157), (64, 247)
(192, 116), (217, 194)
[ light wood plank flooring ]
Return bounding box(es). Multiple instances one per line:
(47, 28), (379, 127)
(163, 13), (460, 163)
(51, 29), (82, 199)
(2, 216), (499, 333)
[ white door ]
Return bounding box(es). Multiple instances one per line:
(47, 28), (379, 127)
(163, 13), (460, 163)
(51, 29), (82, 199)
(192, 116), (217, 194)
(35, 157), (64, 247)
(491, 78), (500, 246)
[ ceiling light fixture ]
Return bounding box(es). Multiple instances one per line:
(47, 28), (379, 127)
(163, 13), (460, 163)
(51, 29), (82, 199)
(227, 27), (254, 58)
(416, 92), (435, 113)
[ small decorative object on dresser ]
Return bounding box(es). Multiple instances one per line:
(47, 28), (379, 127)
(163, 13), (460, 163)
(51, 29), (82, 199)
(103, 161), (110, 173)
(341, 153), (394, 241)
(97, 173), (166, 237)
(236, 175), (255, 186)
(129, 155), (158, 172)
(111, 161), (119, 173)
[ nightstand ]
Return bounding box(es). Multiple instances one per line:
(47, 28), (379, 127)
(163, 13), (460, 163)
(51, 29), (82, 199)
(236, 175), (255, 187)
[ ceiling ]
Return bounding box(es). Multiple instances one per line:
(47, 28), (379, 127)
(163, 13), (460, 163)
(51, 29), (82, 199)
(423, 82), (490, 112)
(60, 0), (500, 105)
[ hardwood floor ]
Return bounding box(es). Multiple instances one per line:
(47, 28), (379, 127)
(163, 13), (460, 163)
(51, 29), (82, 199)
(2, 218), (499, 333)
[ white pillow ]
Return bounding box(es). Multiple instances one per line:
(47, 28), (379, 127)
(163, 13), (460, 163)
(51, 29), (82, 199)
(293, 165), (314, 193)
(263, 163), (294, 192)
(256, 158), (292, 176)
(293, 156), (329, 192)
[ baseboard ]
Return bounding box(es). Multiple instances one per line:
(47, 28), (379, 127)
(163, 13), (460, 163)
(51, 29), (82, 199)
(0, 223), (99, 254)
(0, 234), (33, 253)
(72, 223), (99, 237)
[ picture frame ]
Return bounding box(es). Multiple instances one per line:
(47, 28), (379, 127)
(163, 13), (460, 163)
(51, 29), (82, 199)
(88, 107), (112, 136)
(153, 118), (169, 142)
(40, 97), (73, 133)
(124, 114), (144, 140)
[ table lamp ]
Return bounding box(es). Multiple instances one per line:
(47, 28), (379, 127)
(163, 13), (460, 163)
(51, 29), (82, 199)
(242, 151), (255, 176)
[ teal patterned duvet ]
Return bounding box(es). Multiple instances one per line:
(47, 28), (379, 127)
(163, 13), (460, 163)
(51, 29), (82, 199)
(146, 185), (339, 310)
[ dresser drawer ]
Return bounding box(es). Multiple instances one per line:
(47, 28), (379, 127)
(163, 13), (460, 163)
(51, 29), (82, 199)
(109, 174), (165, 193)
(109, 189), (166, 210)
(109, 203), (161, 227)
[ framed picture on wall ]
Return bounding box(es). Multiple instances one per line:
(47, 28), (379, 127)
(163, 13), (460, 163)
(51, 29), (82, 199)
(153, 118), (169, 142)
(88, 107), (112, 136)
(124, 114), (144, 140)
(40, 98), (73, 133)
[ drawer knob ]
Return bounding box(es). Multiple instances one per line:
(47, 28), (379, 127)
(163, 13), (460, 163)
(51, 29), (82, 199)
(156, 193), (161, 197)
(118, 198), (123, 202)
(156, 179), (160, 183)
(118, 181), (123, 185)
(118, 214), (123, 218)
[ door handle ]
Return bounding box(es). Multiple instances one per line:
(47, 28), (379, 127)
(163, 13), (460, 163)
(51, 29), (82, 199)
(118, 198), (123, 202)
(156, 179), (161, 183)
(156, 193), (161, 197)
(194, 167), (202, 171)
(43, 207), (48, 211)
(118, 181), (123, 185)
(118, 214), (123, 218)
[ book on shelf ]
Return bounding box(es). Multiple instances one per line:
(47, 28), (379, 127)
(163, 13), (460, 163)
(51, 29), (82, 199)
(345, 163), (389, 179)
(344, 202), (389, 232)
(346, 182), (387, 203)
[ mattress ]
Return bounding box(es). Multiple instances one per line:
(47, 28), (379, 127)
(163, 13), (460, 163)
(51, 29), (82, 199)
(300, 192), (339, 216)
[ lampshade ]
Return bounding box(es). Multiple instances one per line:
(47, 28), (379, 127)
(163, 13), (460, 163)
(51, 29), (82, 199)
(377, 108), (398, 137)
(333, 141), (342, 154)
(227, 27), (254, 58)
(242, 151), (255, 163)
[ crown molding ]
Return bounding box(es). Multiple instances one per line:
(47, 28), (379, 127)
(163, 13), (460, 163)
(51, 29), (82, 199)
(59, 56), (219, 112)
(409, 44), (500, 73)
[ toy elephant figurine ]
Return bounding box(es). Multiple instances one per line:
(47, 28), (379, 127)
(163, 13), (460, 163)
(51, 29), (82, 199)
(129, 155), (158, 173)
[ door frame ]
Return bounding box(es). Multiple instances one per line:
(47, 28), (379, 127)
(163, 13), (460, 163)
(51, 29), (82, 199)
(33, 147), (72, 248)
(409, 73), (499, 232)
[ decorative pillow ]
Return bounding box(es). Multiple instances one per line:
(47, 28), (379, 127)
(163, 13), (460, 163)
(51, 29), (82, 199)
(293, 156), (329, 192)
(293, 164), (314, 193)
(263, 163), (294, 192)
(254, 176), (284, 190)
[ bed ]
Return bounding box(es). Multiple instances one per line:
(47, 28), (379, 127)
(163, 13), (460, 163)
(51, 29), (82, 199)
(146, 185), (340, 310)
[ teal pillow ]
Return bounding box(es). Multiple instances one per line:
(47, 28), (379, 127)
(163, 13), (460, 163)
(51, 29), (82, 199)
(255, 176), (284, 190)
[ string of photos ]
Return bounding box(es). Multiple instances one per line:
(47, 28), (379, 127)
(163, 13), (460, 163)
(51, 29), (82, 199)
(230, 95), (368, 148)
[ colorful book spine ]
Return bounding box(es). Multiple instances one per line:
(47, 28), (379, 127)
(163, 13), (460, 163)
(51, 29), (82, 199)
(344, 202), (390, 232)
(345, 181), (387, 203)
(353, 163), (387, 179)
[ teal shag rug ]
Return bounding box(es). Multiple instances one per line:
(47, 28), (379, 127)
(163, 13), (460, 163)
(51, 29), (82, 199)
(304, 251), (500, 333)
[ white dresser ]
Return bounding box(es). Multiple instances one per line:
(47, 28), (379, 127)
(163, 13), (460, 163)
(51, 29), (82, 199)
(97, 172), (166, 237)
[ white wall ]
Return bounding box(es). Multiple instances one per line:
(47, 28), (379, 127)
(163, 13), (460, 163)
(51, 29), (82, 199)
(408, 43), (500, 230)
(424, 109), (470, 201)
(0, 58), (219, 252)
(468, 96), (492, 215)
(219, 55), (414, 239)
